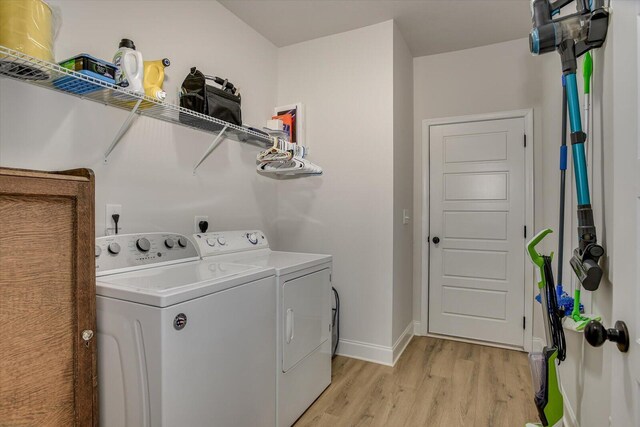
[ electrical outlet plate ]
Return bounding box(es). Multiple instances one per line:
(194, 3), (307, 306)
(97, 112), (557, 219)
(106, 204), (122, 235)
(195, 215), (209, 233)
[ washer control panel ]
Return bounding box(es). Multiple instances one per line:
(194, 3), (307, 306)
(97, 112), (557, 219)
(194, 230), (269, 257)
(96, 233), (199, 275)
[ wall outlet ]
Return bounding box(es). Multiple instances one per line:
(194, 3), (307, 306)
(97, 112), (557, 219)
(106, 204), (122, 235)
(195, 215), (209, 233)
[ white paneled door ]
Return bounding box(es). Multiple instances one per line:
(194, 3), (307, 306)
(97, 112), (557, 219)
(429, 117), (526, 347)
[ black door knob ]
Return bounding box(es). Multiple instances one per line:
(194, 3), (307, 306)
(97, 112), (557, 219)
(584, 320), (629, 353)
(584, 320), (607, 347)
(432, 236), (440, 244)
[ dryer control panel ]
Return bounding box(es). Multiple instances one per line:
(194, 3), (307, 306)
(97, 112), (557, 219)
(194, 230), (269, 257)
(96, 232), (199, 275)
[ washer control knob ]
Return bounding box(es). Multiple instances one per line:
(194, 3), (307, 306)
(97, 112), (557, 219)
(247, 233), (258, 245)
(178, 237), (188, 248)
(136, 238), (151, 252)
(217, 237), (226, 246)
(165, 239), (175, 249)
(95, 245), (102, 257)
(108, 242), (121, 255)
(206, 238), (216, 247)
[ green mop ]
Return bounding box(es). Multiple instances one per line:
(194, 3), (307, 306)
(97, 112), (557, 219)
(526, 229), (565, 427)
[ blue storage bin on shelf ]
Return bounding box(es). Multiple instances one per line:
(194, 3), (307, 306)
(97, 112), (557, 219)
(53, 54), (116, 94)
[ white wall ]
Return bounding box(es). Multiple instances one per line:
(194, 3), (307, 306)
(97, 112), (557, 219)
(412, 38), (545, 337)
(275, 20), (395, 351)
(276, 21), (404, 363)
(0, 0), (279, 240)
(392, 23), (414, 348)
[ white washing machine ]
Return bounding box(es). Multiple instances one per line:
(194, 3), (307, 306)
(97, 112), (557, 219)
(193, 231), (332, 427)
(95, 232), (277, 427)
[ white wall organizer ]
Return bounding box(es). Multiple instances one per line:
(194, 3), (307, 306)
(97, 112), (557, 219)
(256, 131), (323, 177)
(273, 102), (305, 146)
(257, 103), (323, 177)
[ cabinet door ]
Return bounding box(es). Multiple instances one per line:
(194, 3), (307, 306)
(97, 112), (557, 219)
(0, 168), (97, 426)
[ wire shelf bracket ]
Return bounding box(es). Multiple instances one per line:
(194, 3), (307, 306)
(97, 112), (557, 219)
(193, 125), (229, 174)
(103, 98), (143, 163)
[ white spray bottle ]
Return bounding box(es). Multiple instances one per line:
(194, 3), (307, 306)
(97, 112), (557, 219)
(113, 38), (144, 94)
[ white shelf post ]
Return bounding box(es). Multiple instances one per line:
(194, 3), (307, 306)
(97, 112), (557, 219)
(104, 98), (143, 163)
(193, 125), (229, 174)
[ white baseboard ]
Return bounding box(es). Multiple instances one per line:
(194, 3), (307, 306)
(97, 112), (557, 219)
(413, 320), (423, 336)
(337, 322), (414, 367)
(392, 322), (414, 365)
(426, 332), (524, 352)
(336, 339), (394, 366)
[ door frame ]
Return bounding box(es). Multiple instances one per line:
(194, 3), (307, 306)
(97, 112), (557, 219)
(420, 109), (535, 352)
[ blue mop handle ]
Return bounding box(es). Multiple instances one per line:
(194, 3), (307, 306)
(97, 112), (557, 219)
(565, 73), (591, 206)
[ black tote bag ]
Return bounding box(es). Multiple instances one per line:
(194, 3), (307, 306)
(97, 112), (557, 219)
(179, 67), (242, 131)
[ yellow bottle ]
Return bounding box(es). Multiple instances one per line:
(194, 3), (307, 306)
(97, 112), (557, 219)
(143, 58), (170, 100)
(0, 0), (54, 63)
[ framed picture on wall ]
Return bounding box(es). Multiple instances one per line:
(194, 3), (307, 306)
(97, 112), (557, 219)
(273, 103), (305, 145)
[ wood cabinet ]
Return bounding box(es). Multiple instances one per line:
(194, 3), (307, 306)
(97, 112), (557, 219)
(0, 168), (97, 426)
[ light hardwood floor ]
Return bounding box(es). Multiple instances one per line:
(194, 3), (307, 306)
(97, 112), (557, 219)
(295, 336), (539, 427)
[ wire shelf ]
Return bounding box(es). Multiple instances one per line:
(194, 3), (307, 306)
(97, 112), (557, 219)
(0, 45), (271, 149)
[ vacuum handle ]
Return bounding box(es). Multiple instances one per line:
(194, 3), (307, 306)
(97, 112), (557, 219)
(527, 228), (553, 269)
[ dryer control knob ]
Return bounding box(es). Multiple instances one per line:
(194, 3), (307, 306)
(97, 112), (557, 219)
(217, 237), (226, 246)
(108, 242), (121, 255)
(95, 245), (102, 257)
(247, 233), (258, 245)
(206, 238), (216, 247)
(178, 237), (188, 248)
(164, 239), (175, 249)
(136, 238), (151, 252)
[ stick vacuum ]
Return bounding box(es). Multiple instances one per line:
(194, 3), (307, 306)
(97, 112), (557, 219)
(529, 0), (609, 292)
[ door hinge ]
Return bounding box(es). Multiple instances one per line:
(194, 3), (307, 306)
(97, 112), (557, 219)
(524, 225), (527, 239)
(524, 134), (527, 147)
(523, 316), (526, 330)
